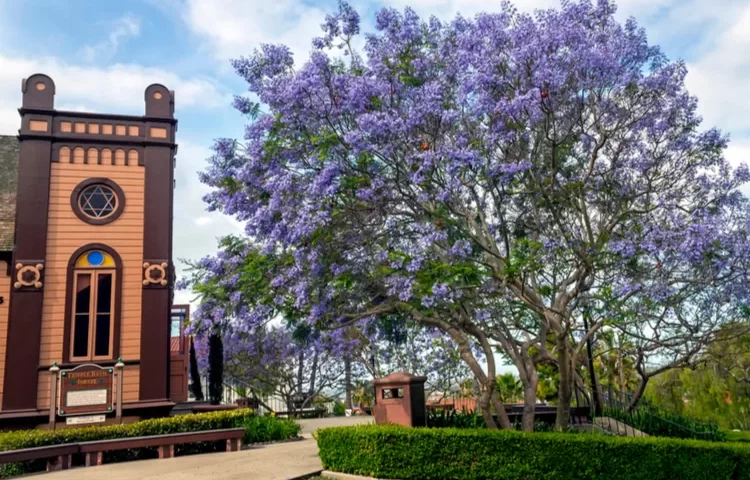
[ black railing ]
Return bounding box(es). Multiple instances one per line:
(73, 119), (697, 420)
(585, 385), (725, 441)
(427, 391), (592, 428)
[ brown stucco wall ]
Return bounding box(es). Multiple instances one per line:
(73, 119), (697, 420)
(36, 160), (145, 409)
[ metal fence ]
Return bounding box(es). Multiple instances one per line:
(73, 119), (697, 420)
(194, 375), (336, 416)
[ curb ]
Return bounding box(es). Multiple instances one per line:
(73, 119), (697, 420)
(286, 470), (323, 480)
(320, 471), (401, 480)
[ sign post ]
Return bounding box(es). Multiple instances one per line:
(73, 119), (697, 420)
(48, 362), (60, 430)
(115, 358), (125, 423)
(58, 364), (114, 422)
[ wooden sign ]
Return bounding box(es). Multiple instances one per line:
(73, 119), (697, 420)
(59, 364), (114, 416)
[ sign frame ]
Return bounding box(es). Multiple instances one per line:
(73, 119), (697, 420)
(58, 363), (114, 417)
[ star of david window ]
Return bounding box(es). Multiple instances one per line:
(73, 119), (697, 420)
(71, 178), (125, 225)
(80, 185), (117, 219)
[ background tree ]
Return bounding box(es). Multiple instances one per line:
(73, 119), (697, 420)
(593, 329), (637, 404)
(645, 323), (750, 430)
(610, 283), (750, 408)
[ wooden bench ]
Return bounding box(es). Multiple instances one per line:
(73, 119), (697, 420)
(0, 444), (78, 472)
(78, 428), (245, 466)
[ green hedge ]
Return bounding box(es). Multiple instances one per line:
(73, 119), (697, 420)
(316, 425), (750, 480)
(0, 409), (300, 477)
(727, 431), (750, 444)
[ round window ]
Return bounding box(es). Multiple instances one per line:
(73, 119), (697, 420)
(71, 178), (125, 225)
(79, 184), (117, 219)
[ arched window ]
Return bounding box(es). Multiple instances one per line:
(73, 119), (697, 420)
(114, 149), (125, 166)
(127, 150), (138, 166)
(66, 246), (121, 362)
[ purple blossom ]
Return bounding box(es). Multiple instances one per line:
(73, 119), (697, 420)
(180, 0), (750, 387)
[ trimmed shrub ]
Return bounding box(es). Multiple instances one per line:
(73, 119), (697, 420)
(316, 425), (750, 480)
(0, 409), (299, 477)
(727, 430), (750, 443)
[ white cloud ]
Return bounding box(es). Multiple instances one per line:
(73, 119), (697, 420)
(685, 5), (750, 133)
(181, 0), (329, 64)
(372, 0), (680, 21)
(172, 140), (245, 305)
(0, 54), (229, 134)
(726, 139), (750, 169)
(80, 13), (141, 62)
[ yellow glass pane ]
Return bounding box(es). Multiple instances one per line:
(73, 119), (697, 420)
(76, 250), (116, 268)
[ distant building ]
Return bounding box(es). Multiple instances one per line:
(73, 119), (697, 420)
(0, 74), (184, 428)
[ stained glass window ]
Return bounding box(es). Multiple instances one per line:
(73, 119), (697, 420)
(75, 250), (115, 268)
(71, 249), (117, 361)
(78, 184), (117, 219)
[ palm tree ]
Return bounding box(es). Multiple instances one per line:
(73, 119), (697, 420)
(351, 380), (374, 409)
(457, 378), (476, 398)
(496, 373), (524, 403)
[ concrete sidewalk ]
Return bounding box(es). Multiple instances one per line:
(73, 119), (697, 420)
(298, 415), (373, 436)
(42, 416), (372, 480)
(44, 439), (323, 480)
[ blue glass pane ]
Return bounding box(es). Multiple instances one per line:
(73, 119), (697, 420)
(87, 251), (104, 266)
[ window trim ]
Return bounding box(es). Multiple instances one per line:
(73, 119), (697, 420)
(70, 178), (126, 225)
(63, 244), (123, 363)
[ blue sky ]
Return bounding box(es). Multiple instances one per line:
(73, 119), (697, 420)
(0, 0), (748, 307)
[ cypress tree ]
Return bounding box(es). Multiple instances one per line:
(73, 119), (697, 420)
(207, 332), (224, 405)
(188, 338), (204, 401)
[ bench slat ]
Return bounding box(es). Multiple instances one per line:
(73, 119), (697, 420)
(78, 428), (245, 453)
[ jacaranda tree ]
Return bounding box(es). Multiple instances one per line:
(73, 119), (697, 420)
(188, 0), (750, 429)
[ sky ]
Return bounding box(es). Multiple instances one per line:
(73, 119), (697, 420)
(0, 0), (749, 309)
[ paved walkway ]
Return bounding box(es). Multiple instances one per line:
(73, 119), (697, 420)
(298, 415), (372, 436)
(43, 416), (372, 480)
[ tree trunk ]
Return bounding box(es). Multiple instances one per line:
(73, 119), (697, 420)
(296, 350), (305, 394)
(555, 334), (572, 430)
(344, 354), (353, 409)
(490, 388), (513, 430)
(440, 328), (500, 429)
(309, 349), (319, 394)
(481, 347), (512, 429)
(617, 351), (626, 405)
(629, 375), (649, 410)
(521, 371), (538, 432)
(582, 313), (602, 415)
(493, 333), (540, 432)
(477, 381), (496, 429)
